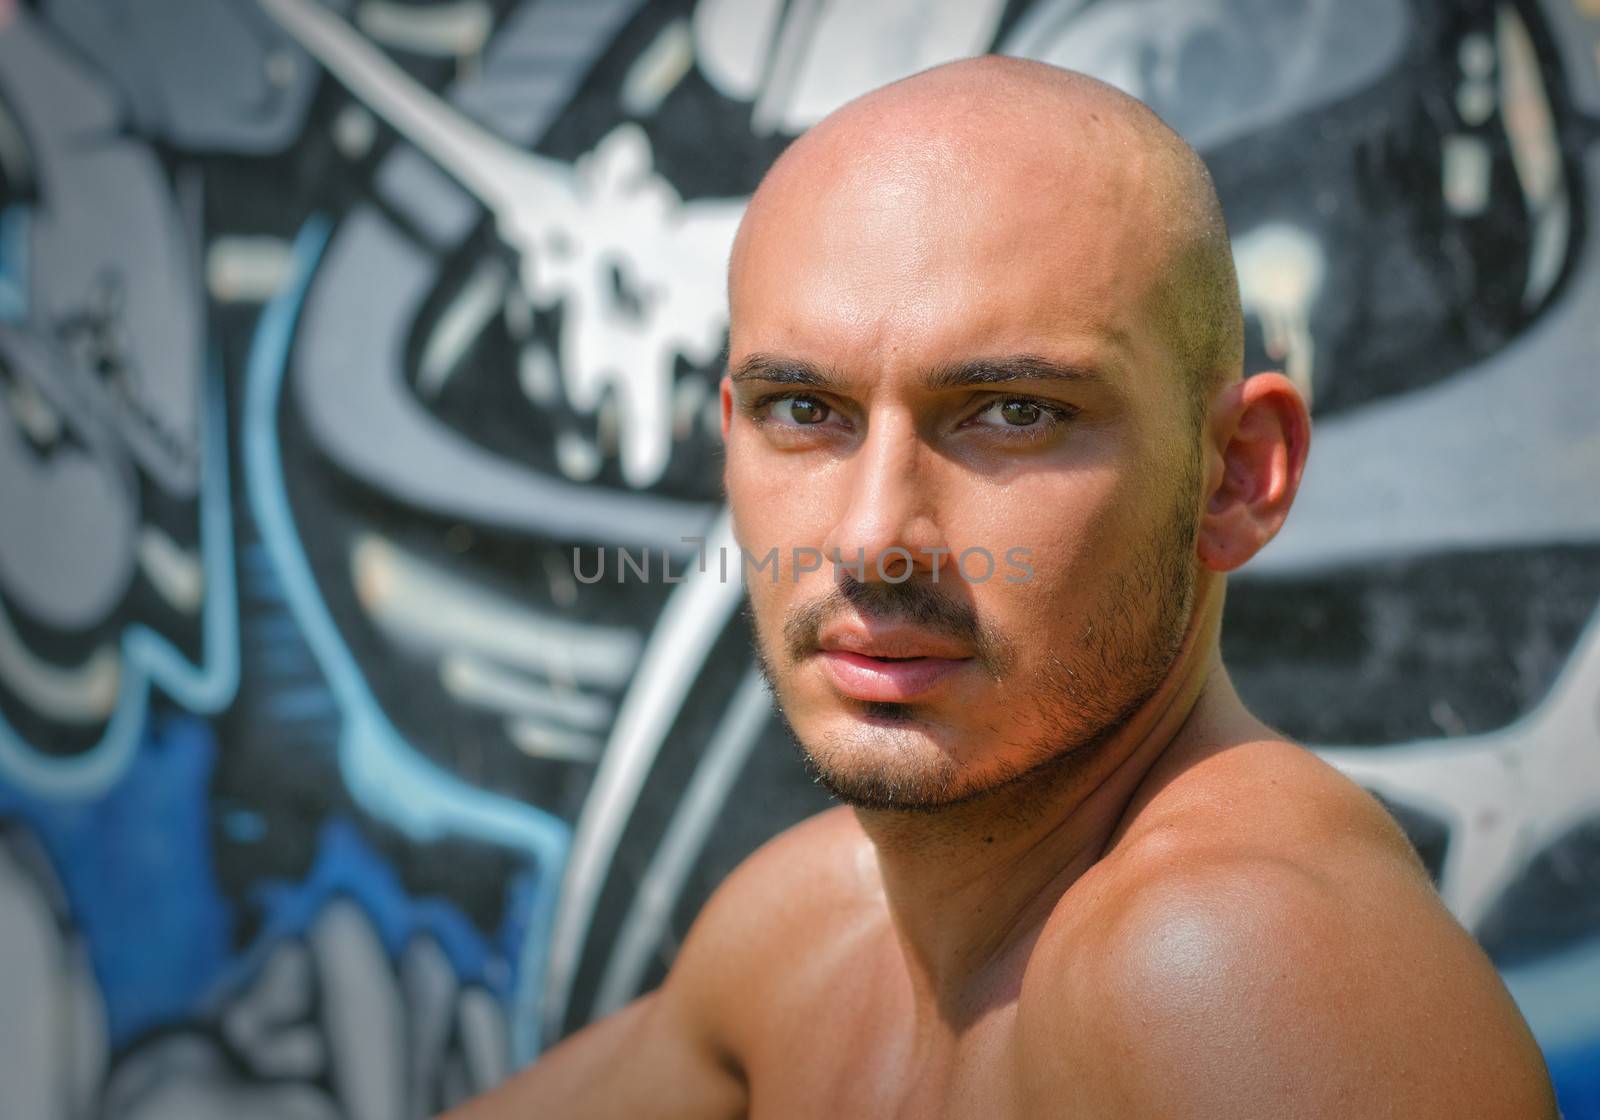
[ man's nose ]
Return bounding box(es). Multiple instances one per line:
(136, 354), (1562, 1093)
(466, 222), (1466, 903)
(820, 410), (951, 583)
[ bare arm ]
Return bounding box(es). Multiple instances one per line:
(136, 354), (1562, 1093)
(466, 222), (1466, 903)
(440, 984), (745, 1120)
(439, 845), (764, 1119)
(439, 809), (863, 1118)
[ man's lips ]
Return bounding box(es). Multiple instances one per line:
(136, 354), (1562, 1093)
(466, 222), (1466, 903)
(815, 647), (973, 703)
(809, 621), (977, 703)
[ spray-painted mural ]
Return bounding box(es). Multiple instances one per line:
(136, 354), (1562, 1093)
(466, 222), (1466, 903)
(1, 0), (1597, 1115)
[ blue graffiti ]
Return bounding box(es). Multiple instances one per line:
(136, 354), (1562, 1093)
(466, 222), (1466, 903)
(0, 712), (232, 1046)
(1503, 938), (1600, 1119)
(0, 353), (240, 800)
(1549, 1039), (1600, 1120)
(248, 816), (531, 1000)
(242, 217), (570, 1061)
(0, 205), (28, 321)
(0, 705), (535, 1048)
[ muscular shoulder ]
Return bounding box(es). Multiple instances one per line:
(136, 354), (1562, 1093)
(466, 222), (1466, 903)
(1016, 740), (1557, 1118)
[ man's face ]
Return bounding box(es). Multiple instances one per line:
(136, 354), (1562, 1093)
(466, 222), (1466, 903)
(722, 130), (1205, 811)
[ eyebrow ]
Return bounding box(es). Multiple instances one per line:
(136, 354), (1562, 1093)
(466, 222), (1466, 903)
(729, 353), (1109, 393)
(728, 353), (850, 391)
(923, 355), (1109, 391)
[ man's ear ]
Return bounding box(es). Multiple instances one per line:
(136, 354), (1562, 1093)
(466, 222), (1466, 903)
(1197, 372), (1311, 573)
(719, 375), (734, 442)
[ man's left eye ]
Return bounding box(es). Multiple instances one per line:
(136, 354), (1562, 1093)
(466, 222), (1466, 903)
(974, 399), (1046, 427)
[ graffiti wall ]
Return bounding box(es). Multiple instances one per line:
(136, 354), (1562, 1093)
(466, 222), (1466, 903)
(1, 0), (1597, 1114)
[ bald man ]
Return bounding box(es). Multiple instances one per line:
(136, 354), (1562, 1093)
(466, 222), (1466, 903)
(449, 58), (1557, 1118)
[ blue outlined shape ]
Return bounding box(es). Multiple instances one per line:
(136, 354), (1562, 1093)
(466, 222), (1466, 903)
(0, 712), (234, 1046)
(0, 352), (240, 798)
(242, 217), (570, 1062)
(0, 205), (28, 321)
(247, 816), (514, 998)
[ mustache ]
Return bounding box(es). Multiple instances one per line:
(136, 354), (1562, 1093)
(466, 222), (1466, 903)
(781, 575), (1011, 675)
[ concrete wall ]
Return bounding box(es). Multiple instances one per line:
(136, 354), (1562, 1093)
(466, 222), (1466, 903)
(0, 0), (1597, 1114)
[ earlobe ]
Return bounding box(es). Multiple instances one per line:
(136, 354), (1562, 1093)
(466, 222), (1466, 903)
(1196, 373), (1311, 573)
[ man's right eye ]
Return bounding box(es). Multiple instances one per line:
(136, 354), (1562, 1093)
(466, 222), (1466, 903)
(767, 395), (831, 425)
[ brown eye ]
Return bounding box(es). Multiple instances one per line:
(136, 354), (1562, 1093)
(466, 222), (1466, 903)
(999, 400), (1041, 426)
(968, 397), (1071, 439)
(773, 396), (830, 425)
(974, 398), (1044, 427)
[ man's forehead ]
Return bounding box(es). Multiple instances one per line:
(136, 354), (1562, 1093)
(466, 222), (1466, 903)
(732, 124), (1172, 347)
(728, 154), (1155, 392)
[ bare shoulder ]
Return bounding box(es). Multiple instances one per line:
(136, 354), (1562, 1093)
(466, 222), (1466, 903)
(667, 806), (881, 1037)
(1016, 739), (1557, 1119)
(680, 804), (877, 963)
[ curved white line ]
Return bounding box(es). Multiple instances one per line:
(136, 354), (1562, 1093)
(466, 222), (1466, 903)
(592, 667), (771, 1017)
(539, 509), (743, 1043)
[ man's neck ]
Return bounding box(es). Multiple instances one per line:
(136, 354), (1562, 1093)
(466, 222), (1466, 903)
(852, 602), (1242, 1034)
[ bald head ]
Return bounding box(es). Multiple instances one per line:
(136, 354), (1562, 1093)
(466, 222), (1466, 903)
(730, 56), (1243, 431)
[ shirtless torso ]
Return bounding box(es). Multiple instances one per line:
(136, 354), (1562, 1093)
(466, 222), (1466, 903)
(448, 714), (1555, 1118)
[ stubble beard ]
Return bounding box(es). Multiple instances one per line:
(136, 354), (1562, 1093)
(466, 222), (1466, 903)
(750, 454), (1202, 816)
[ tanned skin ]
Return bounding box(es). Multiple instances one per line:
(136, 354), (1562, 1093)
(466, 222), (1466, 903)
(447, 57), (1558, 1119)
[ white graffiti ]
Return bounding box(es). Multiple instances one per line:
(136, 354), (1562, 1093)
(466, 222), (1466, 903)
(260, 0), (742, 491)
(1319, 606), (1600, 932)
(1232, 223), (1324, 404)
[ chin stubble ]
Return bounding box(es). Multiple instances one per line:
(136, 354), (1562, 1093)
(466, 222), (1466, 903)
(746, 444), (1202, 815)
